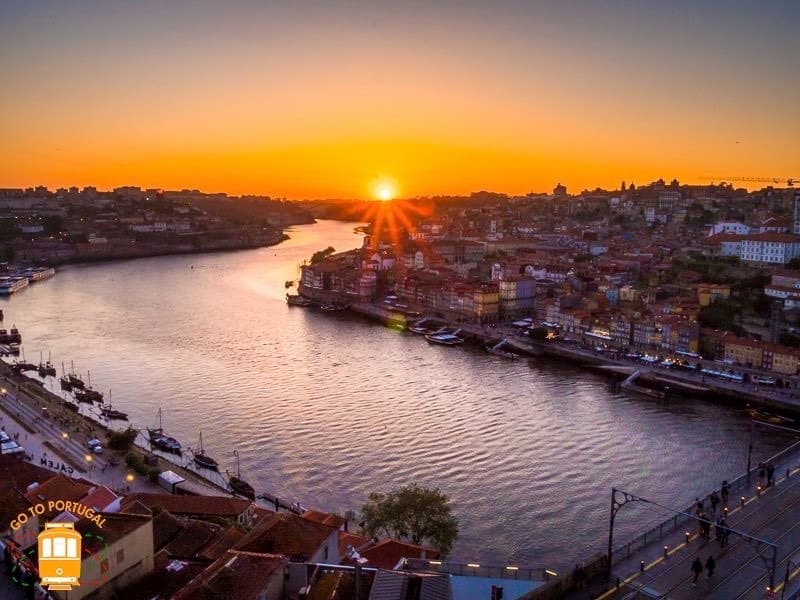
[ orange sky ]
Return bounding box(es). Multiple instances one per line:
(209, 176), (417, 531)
(1, 2), (798, 199)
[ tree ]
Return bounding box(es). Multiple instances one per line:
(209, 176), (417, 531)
(108, 428), (138, 452)
(360, 483), (459, 555)
(310, 246), (335, 264)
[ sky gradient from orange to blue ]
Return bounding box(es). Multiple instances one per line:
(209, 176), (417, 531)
(1, 0), (798, 199)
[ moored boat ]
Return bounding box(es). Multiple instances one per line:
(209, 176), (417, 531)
(148, 408), (182, 454)
(192, 432), (218, 470)
(425, 331), (464, 346)
(320, 303), (346, 312)
(286, 294), (313, 307)
(486, 345), (520, 360)
(100, 406), (128, 421)
(0, 277), (29, 295)
(228, 450), (255, 499)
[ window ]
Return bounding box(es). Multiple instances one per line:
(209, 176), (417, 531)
(67, 538), (77, 558)
(53, 537), (66, 557)
(41, 538), (52, 558)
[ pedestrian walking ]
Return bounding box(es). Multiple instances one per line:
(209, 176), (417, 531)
(706, 556), (715, 577)
(710, 491), (719, 513)
(721, 481), (729, 505)
(714, 517), (722, 542)
(691, 557), (703, 585)
(719, 519), (730, 547)
(696, 497), (704, 514)
(767, 465), (775, 487)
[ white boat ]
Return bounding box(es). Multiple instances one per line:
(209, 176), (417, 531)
(425, 332), (464, 346)
(26, 267), (55, 282)
(0, 277), (29, 295)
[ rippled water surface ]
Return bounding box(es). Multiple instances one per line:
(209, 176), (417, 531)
(3, 220), (796, 569)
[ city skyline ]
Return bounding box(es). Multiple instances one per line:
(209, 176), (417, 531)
(1, 0), (798, 199)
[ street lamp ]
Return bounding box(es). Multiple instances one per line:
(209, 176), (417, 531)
(125, 473), (134, 483)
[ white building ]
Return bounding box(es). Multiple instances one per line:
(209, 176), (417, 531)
(740, 233), (800, 264)
(708, 222), (750, 237)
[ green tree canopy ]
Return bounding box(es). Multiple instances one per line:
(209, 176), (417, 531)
(360, 483), (459, 555)
(310, 246), (336, 264)
(108, 428), (138, 453)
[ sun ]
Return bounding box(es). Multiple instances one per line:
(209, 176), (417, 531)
(373, 179), (396, 202)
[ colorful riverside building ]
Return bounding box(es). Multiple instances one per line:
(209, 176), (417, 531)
(702, 328), (800, 375)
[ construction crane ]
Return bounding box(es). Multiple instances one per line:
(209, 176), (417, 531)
(702, 176), (797, 187)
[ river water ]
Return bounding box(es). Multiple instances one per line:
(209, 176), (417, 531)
(2, 219), (796, 569)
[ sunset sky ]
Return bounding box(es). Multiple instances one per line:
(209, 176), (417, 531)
(1, 1), (798, 199)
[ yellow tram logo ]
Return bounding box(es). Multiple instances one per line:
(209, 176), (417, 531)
(38, 522), (83, 591)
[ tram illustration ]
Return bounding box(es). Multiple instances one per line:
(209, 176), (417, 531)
(37, 522), (82, 590)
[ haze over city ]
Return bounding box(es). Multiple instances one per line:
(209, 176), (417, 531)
(1, 0), (798, 198)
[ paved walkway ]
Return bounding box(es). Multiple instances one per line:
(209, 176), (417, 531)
(0, 375), (225, 496)
(601, 467), (800, 599)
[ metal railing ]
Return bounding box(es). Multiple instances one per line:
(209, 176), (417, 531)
(402, 558), (553, 582)
(611, 437), (800, 565)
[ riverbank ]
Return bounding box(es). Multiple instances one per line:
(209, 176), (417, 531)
(18, 231), (291, 268)
(322, 299), (800, 417)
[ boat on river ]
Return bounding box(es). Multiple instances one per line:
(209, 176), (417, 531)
(320, 303), (346, 312)
(748, 408), (796, 426)
(228, 449), (255, 499)
(148, 408), (182, 454)
(100, 393), (128, 421)
(286, 294), (312, 307)
(486, 345), (520, 360)
(192, 432), (218, 470)
(100, 406), (128, 421)
(425, 329), (464, 346)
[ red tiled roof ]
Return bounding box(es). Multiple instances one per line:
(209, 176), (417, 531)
(338, 531), (372, 559)
(173, 551), (288, 600)
(114, 550), (208, 600)
(360, 539), (440, 570)
(743, 233), (800, 243)
(302, 509), (346, 529)
(235, 512), (336, 562)
(124, 493), (252, 517)
(80, 485), (119, 511)
(24, 474), (92, 505)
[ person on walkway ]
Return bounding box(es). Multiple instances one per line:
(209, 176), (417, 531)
(710, 491), (719, 513)
(719, 519), (730, 547)
(706, 556), (715, 577)
(767, 465), (775, 487)
(696, 497), (704, 514)
(714, 517), (723, 543)
(691, 557), (703, 585)
(721, 481), (729, 505)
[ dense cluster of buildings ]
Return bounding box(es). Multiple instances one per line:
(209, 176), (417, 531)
(301, 180), (800, 376)
(0, 186), (313, 264)
(1, 455), (543, 599)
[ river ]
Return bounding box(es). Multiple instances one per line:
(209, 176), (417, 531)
(2, 219), (796, 570)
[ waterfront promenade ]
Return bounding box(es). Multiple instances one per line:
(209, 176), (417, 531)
(0, 371), (228, 497)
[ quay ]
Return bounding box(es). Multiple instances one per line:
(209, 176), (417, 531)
(0, 360), (310, 514)
(330, 298), (800, 416)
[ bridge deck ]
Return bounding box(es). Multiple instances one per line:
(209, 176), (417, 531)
(605, 468), (800, 599)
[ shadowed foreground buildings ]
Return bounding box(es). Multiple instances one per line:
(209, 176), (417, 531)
(0, 455), (543, 599)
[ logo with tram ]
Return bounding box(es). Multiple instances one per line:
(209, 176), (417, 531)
(10, 500), (108, 593)
(38, 522), (82, 590)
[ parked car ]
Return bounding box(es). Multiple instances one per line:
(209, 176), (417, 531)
(87, 438), (103, 454)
